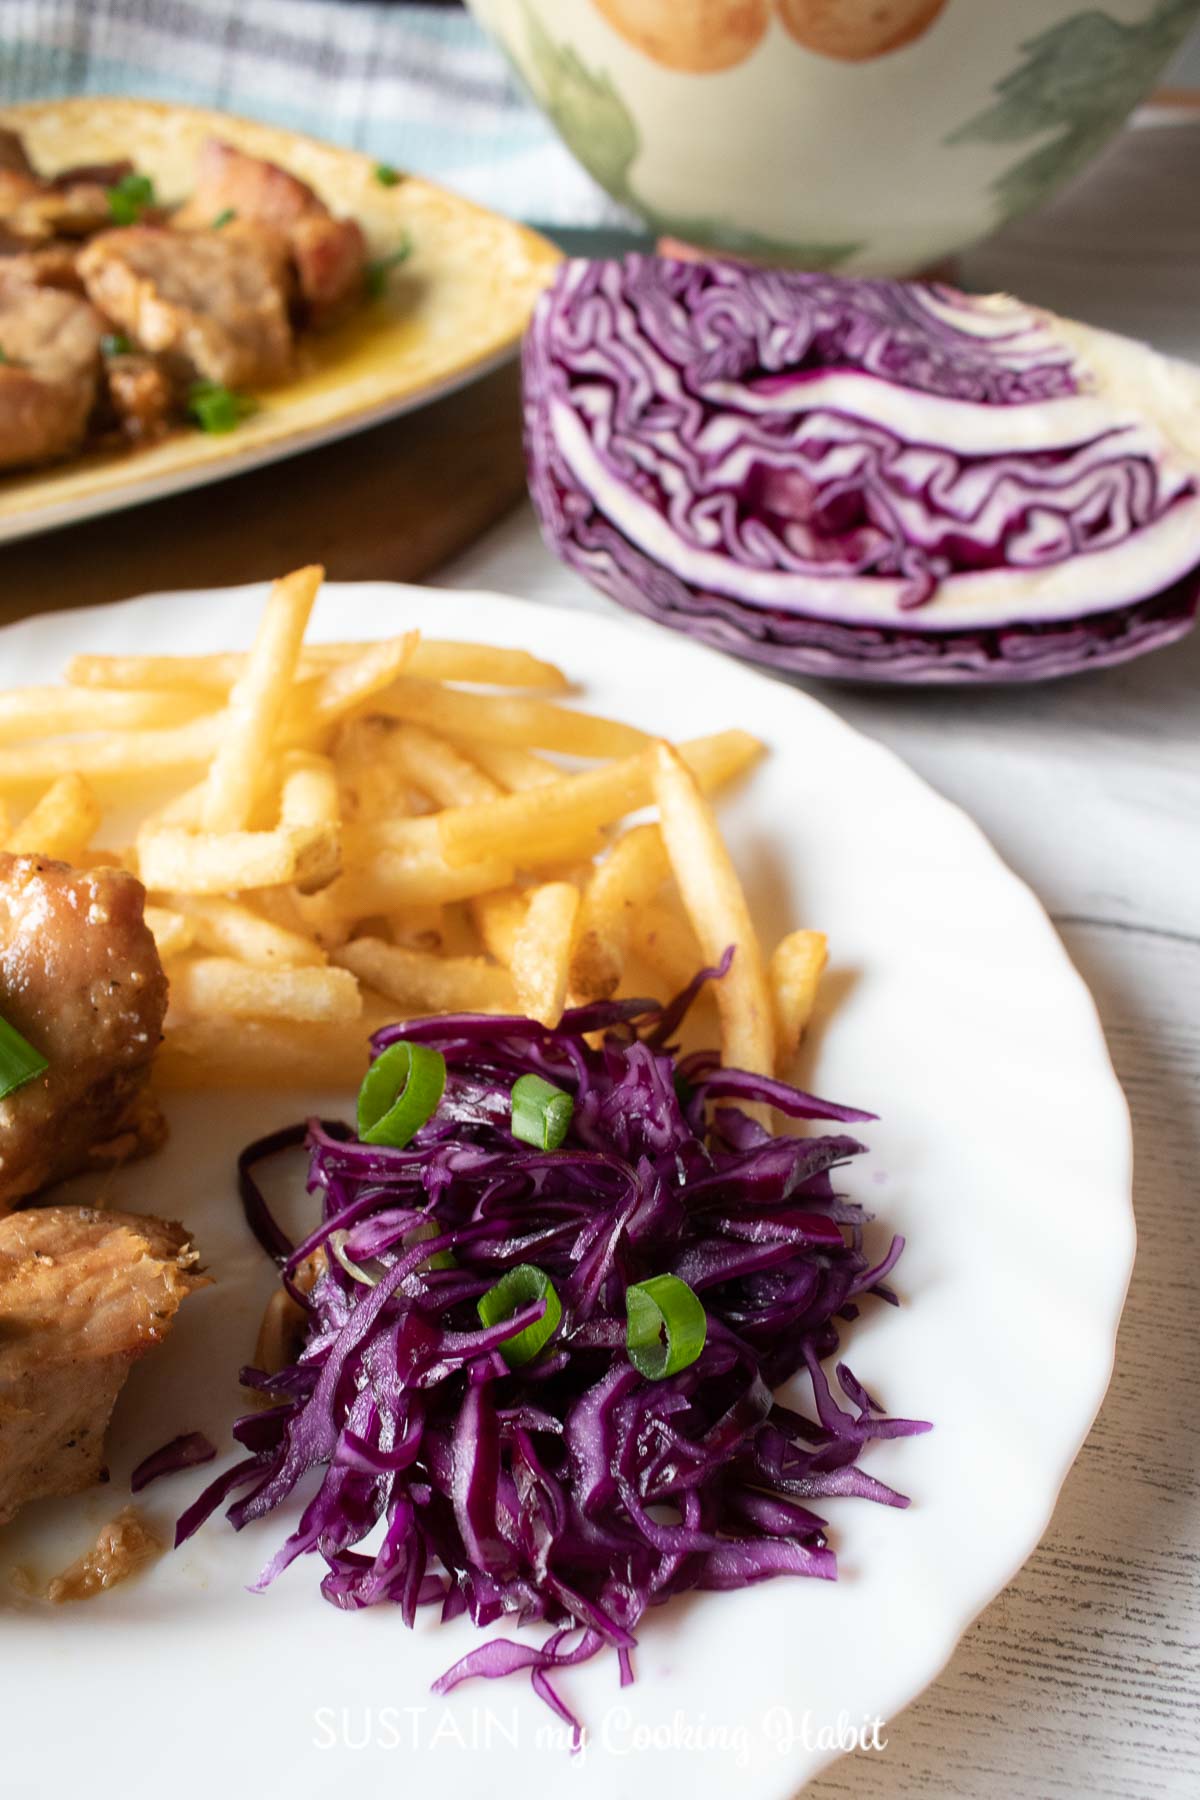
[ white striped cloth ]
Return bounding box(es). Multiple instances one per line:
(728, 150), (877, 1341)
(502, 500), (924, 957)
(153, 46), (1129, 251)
(0, 0), (633, 226)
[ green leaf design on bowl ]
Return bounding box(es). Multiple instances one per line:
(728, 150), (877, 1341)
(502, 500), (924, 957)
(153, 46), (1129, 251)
(948, 0), (1200, 220)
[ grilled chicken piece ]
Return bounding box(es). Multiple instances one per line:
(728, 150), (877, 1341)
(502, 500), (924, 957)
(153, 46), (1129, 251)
(0, 286), (103, 470)
(0, 1206), (202, 1527)
(0, 239), (85, 295)
(0, 856), (168, 1209)
(0, 165), (128, 244)
(175, 137), (366, 323)
(78, 224), (293, 387)
(102, 350), (174, 441)
(0, 130), (33, 177)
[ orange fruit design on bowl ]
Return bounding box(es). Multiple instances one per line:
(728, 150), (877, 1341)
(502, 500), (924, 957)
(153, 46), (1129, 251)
(775, 0), (948, 61)
(590, 0), (770, 73)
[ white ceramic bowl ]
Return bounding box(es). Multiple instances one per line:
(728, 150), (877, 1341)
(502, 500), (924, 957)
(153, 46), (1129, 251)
(469, 0), (1198, 273)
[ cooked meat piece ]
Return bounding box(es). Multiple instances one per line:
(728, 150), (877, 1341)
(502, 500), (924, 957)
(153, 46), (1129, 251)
(0, 168), (121, 243)
(103, 350), (174, 441)
(49, 159), (133, 193)
(78, 224), (293, 387)
(289, 212), (368, 325)
(0, 1206), (202, 1527)
(0, 130), (33, 177)
(0, 287), (103, 470)
(0, 240), (84, 295)
(0, 856), (168, 1208)
(176, 137), (366, 323)
(45, 1504), (161, 1600)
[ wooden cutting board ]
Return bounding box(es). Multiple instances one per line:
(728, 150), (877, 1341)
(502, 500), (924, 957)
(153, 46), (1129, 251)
(0, 358), (527, 626)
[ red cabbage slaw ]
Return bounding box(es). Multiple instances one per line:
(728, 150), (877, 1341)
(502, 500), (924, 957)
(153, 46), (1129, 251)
(180, 964), (928, 1742)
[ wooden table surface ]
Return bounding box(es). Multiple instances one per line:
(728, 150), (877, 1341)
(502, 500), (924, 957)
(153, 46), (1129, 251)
(0, 111), (1195, 1800)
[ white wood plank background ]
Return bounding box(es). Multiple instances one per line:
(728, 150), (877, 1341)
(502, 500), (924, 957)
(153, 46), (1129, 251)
(438, 115), (1200, 1799)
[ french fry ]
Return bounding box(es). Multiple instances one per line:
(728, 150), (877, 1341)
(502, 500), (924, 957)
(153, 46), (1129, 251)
(278, 751), (341, 893)
(0, 712), (225, 790)
(769, 930), (828, 1063)
(437, 730), (762, 869)
(452, 741), (564, 792)
(137, 823), (337, 895)
(201, 565), (323, 832)
(334, 937), (515, 1013)
(570, 824), (671, 999)
(0, 686), (212, 744)
(166, 895), (327, 968)
(372, 675), (651, 759)
(299, 815), (516, 919)
(169, 956), (361, 1024)
(143, 905), (197, 960)
(511, 882), (579, 1028)
(384, 724), (503, 809)
(650, 742), (773, 1078)
(66, 640), (567, 694)
(289, 633), (419, 739)
(157, 995), (394, 1090)
(5, 773), (101, 860)
(628, 898), (705, 997)
(469, 887), (527, 967)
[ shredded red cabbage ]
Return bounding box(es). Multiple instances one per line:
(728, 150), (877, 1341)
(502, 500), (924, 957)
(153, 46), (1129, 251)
(131, 1431), (216, 1493)
(181, 965), (928, 1743)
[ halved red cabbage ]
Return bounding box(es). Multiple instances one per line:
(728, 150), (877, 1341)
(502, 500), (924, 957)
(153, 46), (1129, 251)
(524, 257), (1200, 683)
(179, 976), (927, 1742)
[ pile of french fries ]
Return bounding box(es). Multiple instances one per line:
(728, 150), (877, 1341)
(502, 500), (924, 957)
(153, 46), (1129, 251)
(0, 566), (828, 1090)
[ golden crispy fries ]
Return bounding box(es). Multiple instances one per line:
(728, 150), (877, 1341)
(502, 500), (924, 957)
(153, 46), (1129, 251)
(168, 895), (327, 967)
(5, 772), (102, 860)
(137, 822), (337, 895)
(334, 937), (515, 1013)
(469, 887), (527, 967)
(169, 956), (361, 1024)
(156, 996), (393, 1090)
(303, 817), (516, 918)
(627, 898), (706, 997)
(0, 686), (212, 744)
(511, 882), (579, 1028)
(332, 716), (411, 823)
(278, 752), (341, 894)
(437, 730), (761, 869)
(769, 930), (828, 1062)
(372, 675), (651, 759)
(7, 565), (819, 1096)
(0, 712), (225, 791)
(201, 566), (322, 833)
(385, 725), (502, 809)
(290, 634), (418, 739)
(452, 741), (563, 792)
(651, 743), (773, 1078)
(143, 905), (197, 960)
(570, 824), (671, 999)
(66, 640), (567, 694)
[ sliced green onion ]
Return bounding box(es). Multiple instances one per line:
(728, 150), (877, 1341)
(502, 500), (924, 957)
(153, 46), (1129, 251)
(366, 237), (413, 297)
(357, 1041), (446, 1148)
(106, 171), (156, 225)
(625, 1274), (707, 1380)
(406, 1217), (456, 1272)
(510, 1072), (574, 1151)
(211, 206), (237, 229)
(477, 1263), (561, 1368)
(0, 346), (8, 365)
(100, 331), (132, 358)
(0, 1012), (49, 1102)
(373, 163), (401, 188)
(186, 380), (255, 434)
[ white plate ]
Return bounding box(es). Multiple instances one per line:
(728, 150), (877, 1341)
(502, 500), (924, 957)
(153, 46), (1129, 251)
(0, 582), (1133, 1798)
